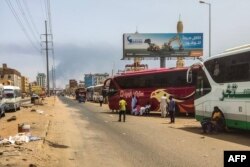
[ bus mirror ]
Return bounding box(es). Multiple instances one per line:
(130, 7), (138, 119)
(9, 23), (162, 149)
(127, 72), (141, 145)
(187, 68), (192, 83)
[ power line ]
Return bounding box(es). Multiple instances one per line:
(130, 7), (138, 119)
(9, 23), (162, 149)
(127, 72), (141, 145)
(16, 0), (40, 45)
(47, 0), (53, 34)
(22, 0), (40, 36)
(44, 0), (48, 21)
(5, 0), (40, 52)
(39, 0), (46, 20)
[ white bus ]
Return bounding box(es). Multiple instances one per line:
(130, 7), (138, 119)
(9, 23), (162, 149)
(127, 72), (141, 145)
(3, 86), (22, 111)
(187, 44), (250, 130)
(86, 84), (103, 102)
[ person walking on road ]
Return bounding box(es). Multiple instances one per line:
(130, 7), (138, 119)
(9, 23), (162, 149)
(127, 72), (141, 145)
(160, 94), (167, 118)
(99, 95), (104, 107)
(168, 96), (176, 123)
(118, 97), (127, 122)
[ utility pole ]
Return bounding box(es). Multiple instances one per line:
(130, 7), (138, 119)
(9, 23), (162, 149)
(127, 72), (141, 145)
(51, 65), (56, 95)
(41, 21), (53, 96)
(45, 21), (50, 95)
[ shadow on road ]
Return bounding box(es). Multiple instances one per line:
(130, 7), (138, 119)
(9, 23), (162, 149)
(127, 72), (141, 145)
(45, 140), (69, 149)
(178, 126), (250, 147)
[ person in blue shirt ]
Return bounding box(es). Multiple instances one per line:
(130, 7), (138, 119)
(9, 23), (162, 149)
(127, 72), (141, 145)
(168, 96), (176, 123)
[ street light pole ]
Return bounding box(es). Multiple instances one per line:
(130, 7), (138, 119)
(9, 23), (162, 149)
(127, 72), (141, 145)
(199, 1), (211, 57)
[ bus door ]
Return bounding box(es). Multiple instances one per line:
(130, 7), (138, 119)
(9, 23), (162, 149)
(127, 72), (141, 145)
(196, 69), (212, 118)
(187, 64), (211, 119)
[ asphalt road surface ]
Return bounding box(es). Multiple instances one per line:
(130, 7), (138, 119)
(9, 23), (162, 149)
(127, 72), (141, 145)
(52, 96), (250, 167)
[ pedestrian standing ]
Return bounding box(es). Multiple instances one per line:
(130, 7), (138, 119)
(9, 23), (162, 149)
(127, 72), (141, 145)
(168, 96), (176, 123)
(118, 97), (127, 122)
(131, 95), (137, 115)
(99, 95), (104, 107)
(160, 94), (167, 118)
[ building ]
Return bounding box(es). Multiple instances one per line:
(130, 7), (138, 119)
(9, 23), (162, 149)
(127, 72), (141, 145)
(0, 64), (21, 88)
(69, 79), (78, 88)
(36, 73), (46, 89)
(84, 73), (109, 87)
(84, 74), (94, 88)
(21, 76), (30, 94)
(78, 80), (85, 88)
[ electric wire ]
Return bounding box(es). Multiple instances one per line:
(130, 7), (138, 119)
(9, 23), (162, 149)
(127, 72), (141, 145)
(22, 0), (40, 36)
(16, 0), (40, 46)
(44, 0), (48, 21)
(5, 0), (40, 52)
(47, 0), (53, 34)
(40, 0), (46, 20)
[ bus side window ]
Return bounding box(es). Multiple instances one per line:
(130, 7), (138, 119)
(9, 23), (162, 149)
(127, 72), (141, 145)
(213, 62), (220, 77)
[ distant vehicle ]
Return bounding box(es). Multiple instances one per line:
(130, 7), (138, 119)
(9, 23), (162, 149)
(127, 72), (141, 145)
(31, 94), (40, 104)
(103, 68), (195, 114)
(75, 88), (86, 103)
(187, 44), (250, 130)
(0, 84), (6, 117)
(86, 84), (104, 102)
(3, 86), (21, 111)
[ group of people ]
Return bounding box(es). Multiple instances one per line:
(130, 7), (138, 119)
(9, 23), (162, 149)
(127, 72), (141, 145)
(118, 95), (151, 122)
(118, 94), (227, 134)
(131, 95), (151, 116)
(118, 94), (175, 123)
(160, 94), (176, 123)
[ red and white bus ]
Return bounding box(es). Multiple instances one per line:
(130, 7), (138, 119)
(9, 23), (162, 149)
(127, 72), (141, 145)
(103, 68), (196, 114)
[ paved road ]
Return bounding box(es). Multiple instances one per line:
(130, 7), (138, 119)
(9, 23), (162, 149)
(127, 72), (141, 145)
(56, 96), (250, 167)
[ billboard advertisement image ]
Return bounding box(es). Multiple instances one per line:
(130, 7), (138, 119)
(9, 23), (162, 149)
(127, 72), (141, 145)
(123, 33), (203, 59)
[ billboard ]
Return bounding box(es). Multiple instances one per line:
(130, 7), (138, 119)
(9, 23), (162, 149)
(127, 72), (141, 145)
(123, 33), (203, 58)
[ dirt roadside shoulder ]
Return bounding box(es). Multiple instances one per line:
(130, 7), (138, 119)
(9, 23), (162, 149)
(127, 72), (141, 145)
(0, 96), (57, 167)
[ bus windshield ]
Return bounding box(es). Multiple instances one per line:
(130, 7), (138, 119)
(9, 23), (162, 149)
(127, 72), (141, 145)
(204, 51), (250, 83)
(5, 93), (14, 98)
(4, 89), (14, 98)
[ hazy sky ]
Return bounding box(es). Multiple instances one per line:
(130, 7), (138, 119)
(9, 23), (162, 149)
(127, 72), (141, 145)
(1, 0), (250, 88)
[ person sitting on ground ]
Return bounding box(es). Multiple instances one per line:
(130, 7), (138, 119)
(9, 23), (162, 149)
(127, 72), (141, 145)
(201, 106), (226, 133)
(139, 106), (145, 116)
(211, 106), (226, 132)
(138, 102), (151, 116)
(144, 102), (151, 116)
(132, 103), (141, 116)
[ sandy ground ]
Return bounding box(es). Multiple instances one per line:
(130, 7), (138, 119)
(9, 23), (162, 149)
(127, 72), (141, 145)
(0, 96), (58, 167)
